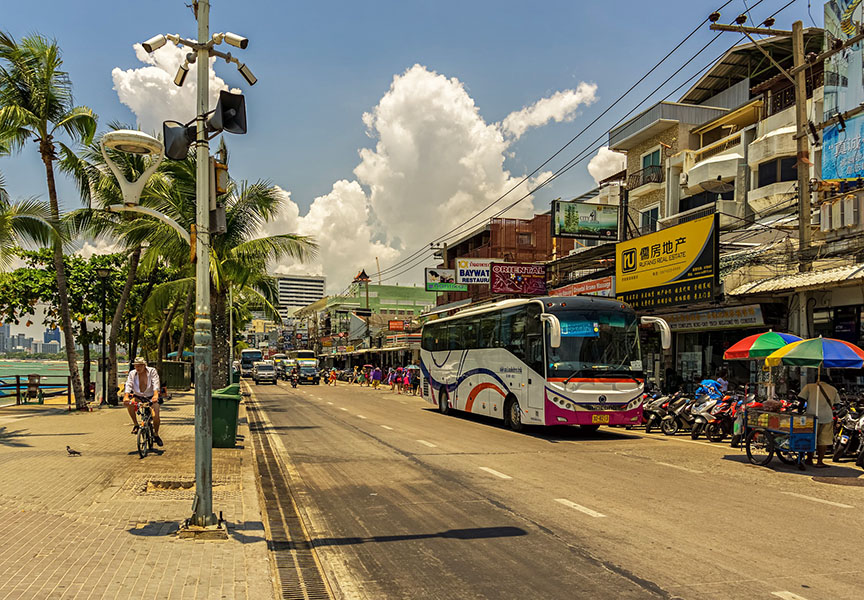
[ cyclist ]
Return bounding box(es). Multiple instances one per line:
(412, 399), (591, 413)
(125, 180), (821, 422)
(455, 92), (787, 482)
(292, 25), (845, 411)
(123, 357), (163, 447)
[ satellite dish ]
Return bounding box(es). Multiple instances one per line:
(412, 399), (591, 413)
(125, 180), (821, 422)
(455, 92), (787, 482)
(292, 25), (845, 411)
(700, 176), (734, 194)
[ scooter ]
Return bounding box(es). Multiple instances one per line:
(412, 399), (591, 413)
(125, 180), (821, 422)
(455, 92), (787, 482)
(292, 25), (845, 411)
(290, 374), (298, 388)
(832, 400), (864, 462)
(642, 392), (668, 433)
(661, 394), (692, 436)
(705, 395), (735, 442)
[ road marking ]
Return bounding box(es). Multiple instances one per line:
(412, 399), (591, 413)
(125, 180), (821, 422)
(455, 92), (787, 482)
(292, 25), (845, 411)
(327, 402), (333, 405)
(380, 425), (394, 430)
(554, 498), (606, 518)
(478, 467), (512, 479)
(339, 407), (348, 412)
(781, 492), (853, 509)
(772, 592), (811, 600)
(356, 415), (367, 419)
(656, 461), (703, 474)
(416, 439), (437, 448)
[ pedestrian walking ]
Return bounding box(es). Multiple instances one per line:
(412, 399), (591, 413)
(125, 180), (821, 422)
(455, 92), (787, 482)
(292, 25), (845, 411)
(396, 366), (404, 394)
(411, 368), (420, 396)
(372, 366), (382, 389)
(329, 368), (338, 386)
(387, 368), (396, 391)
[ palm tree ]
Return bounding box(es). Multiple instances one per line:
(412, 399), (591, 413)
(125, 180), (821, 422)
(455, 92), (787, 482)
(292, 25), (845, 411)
(0, 32), (97, 409)
(0, 171), (53, 269)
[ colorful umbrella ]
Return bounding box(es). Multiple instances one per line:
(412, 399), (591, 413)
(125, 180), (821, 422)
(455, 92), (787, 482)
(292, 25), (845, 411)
(765, 336), (864, 369)
(724, 331), (802, 360)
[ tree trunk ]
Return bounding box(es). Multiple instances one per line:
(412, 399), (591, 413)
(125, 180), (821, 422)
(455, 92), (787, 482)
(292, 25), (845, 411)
(176, 283), (194, 362)
(41, 148), (86, 409)
(156, 296), (181, 377)
(130, 277), (156, 364)
(81, 320), (91, 400)
(211, 282), (229, 390)
(107, 246), (141, 405)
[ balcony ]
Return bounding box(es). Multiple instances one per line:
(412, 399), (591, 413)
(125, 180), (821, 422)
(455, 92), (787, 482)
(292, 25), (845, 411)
(659, 203), (716, 230)
(627, 165), (664, 191)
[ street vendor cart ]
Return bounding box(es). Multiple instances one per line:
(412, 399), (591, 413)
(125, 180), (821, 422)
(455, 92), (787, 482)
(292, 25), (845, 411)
(744, 409), (816, 470)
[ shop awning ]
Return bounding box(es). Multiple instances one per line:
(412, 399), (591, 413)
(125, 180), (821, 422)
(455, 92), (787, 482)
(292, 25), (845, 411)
(727, 263), (864, 296)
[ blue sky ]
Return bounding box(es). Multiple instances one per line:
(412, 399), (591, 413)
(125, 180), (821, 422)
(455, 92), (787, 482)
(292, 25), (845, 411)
(1, 0), (821, 289)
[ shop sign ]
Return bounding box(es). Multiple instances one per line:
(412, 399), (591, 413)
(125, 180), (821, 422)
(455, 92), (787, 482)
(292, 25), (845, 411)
(346, 345), (355, 352)
(322, 338), (333, 347)
(490, 263), (547, 295)
(658, 304), (764, 331)
(425, 267), (468, 292)
(615, 214), (718, 310)
(388, 320), (406, 331)
(551, 200), (619, 240)
(823, 1), (864, 180)
(337, 345), (347, 352)
(550, 276), (615, 298)
(455, 258), (492, 284)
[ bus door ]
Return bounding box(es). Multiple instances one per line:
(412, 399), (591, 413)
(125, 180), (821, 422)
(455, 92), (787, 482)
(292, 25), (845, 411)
(524, 304), (546, 415)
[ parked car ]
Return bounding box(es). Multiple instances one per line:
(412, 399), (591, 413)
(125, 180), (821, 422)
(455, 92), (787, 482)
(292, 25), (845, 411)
(252, 361), (277, 385)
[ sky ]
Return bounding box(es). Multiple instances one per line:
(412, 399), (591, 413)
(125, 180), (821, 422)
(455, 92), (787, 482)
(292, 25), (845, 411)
(1, 0), (823, 296)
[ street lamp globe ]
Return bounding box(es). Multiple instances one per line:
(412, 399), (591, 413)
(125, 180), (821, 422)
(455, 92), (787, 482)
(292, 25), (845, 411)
(102, 130), (163, 155)
(100, 130), (165, 206)
(96, 268), (111, 279)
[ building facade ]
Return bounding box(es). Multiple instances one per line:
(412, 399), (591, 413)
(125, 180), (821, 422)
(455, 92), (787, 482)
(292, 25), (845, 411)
(274, 274), (326, 321)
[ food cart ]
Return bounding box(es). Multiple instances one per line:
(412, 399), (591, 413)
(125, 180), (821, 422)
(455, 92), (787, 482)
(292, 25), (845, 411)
(744, 409), (816, 470)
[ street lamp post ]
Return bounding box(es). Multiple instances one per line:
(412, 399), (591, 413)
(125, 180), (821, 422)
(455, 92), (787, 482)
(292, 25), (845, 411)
(96, 268), (110, 406)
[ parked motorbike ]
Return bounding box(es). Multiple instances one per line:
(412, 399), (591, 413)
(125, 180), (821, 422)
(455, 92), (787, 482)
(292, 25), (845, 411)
(832, 400), (864, 462)
(643, 392), (671, 433)
(705, 396), (735, 442)
(729, 393), (760, 448)
(661, 395), (692, 436)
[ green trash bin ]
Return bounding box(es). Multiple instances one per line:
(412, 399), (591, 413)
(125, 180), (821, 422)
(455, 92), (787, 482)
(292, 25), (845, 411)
(215, 383), (240, 396)
(212, 393), (241, 448)
(232, 371), (240, 384)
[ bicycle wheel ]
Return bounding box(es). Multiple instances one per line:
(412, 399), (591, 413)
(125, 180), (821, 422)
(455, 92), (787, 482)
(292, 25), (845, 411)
(745, 429), (774, 466)
(137, 426), (149, 458)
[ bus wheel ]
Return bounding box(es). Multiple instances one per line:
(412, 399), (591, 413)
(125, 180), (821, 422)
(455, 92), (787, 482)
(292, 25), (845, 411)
(505, 397), (524, 432)
(438, 390), (450, 415)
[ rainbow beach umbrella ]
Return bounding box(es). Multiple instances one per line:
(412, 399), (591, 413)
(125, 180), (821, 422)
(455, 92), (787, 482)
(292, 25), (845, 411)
(765, 336), (864, 369)
(723, 331), (802, 360)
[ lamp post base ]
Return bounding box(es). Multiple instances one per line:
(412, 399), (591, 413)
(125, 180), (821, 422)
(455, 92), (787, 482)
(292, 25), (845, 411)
(178, 516), (228, 540)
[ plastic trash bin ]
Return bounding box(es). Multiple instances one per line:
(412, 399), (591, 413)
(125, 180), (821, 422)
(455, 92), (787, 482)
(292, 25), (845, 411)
(215, 383), (240, 396)
(212, 393), (241, 448)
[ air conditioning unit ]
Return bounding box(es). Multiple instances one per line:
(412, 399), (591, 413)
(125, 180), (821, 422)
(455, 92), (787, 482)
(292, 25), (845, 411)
(843, 194), (859, 227)
(820, 203), (831, 232)
(679, 172), (689, 187)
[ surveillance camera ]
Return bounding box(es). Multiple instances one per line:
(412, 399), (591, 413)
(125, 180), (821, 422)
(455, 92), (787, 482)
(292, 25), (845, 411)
(142, 34), (167, 53)
(237, 63), (257, 86)
(174, 63), (189, 87)
(224, 32), (248, 49)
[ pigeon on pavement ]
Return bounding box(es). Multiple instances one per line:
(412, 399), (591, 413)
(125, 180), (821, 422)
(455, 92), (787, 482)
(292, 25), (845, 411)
(66, 446), (81, 456)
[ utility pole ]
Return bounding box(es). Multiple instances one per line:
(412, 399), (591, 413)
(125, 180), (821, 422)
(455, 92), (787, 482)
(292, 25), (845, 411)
(192, 0), (216, 529)
(792, 21), (811, 273)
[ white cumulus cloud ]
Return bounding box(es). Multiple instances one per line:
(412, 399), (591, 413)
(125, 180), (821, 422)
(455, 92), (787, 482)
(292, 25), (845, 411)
(77, 239), (124, 259)
(111, 42), (241, 134)
(501, 83), (597, 139)
(587, 146), (626, 184)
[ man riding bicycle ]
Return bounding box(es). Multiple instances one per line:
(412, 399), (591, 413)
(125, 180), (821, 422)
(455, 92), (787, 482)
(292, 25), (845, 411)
(124, 357), (163, 447)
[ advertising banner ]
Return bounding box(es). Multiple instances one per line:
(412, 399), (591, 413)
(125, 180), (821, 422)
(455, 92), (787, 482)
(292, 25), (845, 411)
(425, 268), (468, 292)
(657, 305), (764, 331)
(552, 200), (619, 240)
(388, 320), (406, 331)
(615, 214), (718, 310)
(490, 263), (547, 295)
(549, 276), (615, 298)
(455, 258), (492, 284)
(824, 1), (864, 180)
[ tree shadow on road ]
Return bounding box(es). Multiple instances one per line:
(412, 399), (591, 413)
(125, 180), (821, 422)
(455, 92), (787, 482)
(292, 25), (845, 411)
(0, 426), (31, 447)
(267, 526), (527, 551)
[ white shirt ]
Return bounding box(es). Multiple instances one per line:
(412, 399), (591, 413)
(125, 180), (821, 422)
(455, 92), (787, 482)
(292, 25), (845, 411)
(799, 382), (839, 423)
(124, 367), (160, 398)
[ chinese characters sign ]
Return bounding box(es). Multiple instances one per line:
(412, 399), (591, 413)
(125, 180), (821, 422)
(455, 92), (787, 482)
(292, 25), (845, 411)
(615, 214), (718, 310)
(490, 263), (547, 295)
(551, 200), (619, 240)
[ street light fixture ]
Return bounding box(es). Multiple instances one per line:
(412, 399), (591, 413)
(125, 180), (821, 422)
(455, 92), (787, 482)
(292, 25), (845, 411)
(96, 268), (111, 407)
(100, 130), (164, 206)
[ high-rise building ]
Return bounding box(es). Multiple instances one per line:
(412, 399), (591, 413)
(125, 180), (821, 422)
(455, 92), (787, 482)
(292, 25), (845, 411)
(0, 323), (10, 354)
(274, 274), (326, 321)
(44, 328), (61, 344)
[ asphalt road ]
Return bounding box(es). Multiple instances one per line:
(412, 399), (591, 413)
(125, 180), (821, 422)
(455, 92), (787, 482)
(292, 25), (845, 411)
(250, 379), (864, 600)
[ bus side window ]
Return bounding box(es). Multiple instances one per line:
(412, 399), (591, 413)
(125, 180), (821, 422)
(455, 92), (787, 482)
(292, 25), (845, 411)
(421, 326), (435, 351)
(525, 304), (544, 374)
(463, 320), (478, 349)
(500, 307), (527, 361)
(480, 314), (499, 348)
(434, 324), (449, 352)
(448, 321), (465, 351)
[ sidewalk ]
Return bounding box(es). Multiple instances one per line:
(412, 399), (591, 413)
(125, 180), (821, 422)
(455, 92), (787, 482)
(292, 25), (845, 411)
(0, 392), (273, 600)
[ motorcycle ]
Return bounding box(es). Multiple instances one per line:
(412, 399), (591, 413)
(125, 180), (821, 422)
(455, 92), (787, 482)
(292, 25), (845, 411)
(832, 400), (864, 463)
(660, 394), (692, 436)
(705, 395), (735, 442)
(642, 392), (669, 433)
(290, 373), (299, 388)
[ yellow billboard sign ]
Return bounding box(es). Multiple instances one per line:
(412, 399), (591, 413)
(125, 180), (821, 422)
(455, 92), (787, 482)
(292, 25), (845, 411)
(615, 214), (717, 310)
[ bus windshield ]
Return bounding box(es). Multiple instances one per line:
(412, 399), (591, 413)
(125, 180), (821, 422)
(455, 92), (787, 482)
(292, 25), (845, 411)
(546, 309), (642, 380)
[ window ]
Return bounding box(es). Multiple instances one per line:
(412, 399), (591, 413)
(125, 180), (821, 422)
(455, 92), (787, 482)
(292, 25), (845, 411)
(518, 232), (533, 246)
(448, 321), (465, 350)
(499, 307), (527, 361)
(479, 313), (500, 348)
(757, 157), (797, 188)
(642, 149), (661, 170)
(525, 304), (544, 374)
(463, 320), (478, 349)
(640, 205), (659, 233)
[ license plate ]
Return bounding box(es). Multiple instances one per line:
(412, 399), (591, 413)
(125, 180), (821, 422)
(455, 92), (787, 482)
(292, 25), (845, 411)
(591, 414), (610, 424)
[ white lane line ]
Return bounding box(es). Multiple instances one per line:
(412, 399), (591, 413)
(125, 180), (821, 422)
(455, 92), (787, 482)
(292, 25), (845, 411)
(327, 401), (333, 405)
(356, 414), (367, 419)
(478, 467), (512, 480)
(339, 407), (348, 412)
(656, 461), (703, 474)
(772, 592), (811, 600)
(380, 425), (394, 430)
(416, 439), (437, 448)
(781, 492), (853, 509)
(554, 498), (606, 518)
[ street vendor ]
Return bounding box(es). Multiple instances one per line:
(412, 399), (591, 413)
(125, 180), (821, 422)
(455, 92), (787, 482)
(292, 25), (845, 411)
(798, 377), (840, 468)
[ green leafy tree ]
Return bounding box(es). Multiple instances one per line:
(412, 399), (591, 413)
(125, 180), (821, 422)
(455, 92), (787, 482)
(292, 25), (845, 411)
(0, 171), (53, 269)
(0, 32), (97, 408)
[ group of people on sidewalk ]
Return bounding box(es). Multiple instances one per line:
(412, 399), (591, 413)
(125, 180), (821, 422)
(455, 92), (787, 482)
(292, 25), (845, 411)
(325, 364), (421, 395)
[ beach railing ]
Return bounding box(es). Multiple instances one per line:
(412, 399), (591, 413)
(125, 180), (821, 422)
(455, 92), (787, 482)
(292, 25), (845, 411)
(0, 374), (73, 407)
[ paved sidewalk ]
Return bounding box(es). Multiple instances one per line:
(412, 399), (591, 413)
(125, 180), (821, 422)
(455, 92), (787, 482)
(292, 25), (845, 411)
(0, 392), (273, 600)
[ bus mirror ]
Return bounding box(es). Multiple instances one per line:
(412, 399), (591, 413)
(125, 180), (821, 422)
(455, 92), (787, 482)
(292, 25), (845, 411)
(541, 314), (561, 348)
(641, 316), (671, 350)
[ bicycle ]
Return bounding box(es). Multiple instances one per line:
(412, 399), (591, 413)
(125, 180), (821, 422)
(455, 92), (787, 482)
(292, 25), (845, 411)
(134, 399), (156, 458)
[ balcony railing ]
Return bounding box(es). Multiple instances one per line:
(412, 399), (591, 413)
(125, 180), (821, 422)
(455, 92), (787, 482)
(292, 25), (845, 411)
(658, 202), (716, 230)
(627, 165), (664, 190)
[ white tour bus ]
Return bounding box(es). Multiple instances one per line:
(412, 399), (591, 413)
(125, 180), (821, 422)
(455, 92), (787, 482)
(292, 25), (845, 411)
(420, 296), (670, 431)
